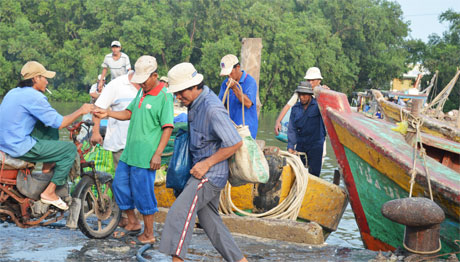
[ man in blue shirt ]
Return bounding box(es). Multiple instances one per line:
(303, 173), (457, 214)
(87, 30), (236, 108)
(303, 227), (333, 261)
(287, 81), (326, 177)
(159, 62), (247, 262)
(218, 54), (258, 139)
(0, 61), (94, 210)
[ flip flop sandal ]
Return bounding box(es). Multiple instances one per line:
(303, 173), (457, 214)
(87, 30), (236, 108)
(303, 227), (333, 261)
(41, 197), (69, 210)
(112, 227), (142, 239)
(124, 236), (156, 246)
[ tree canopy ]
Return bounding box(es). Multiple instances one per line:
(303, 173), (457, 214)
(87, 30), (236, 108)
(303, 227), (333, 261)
(2, 0), (455, 112)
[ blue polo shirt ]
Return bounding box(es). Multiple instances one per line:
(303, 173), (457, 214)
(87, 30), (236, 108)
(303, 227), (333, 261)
(287, 98), (326, 152)
(188, 86), (242, 188)
(218, 71), (258, 139)
(0, 87), (63, 157)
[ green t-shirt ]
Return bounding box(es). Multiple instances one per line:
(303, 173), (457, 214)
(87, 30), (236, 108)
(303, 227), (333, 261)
(120, 83), (174, 168)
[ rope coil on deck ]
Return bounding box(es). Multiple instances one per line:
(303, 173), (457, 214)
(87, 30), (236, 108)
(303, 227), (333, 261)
(219, 150), (309, 220)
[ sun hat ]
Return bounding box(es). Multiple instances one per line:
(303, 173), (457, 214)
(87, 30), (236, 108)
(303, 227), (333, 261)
(167, 62), (204, 93)
(111, 41), (121, 47)
(21, 61), (56, 80)
(219, 54), (239, 76)
(304, 67), (323, 80)
(131, 56), (158, 84)
(159, 76), (169, 83)
(295, 81), (314, 94)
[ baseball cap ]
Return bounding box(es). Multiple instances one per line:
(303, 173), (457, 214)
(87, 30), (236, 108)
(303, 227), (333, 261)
(131, 56), (158, 84)
(219, 54), (239, 76)
(21, 61), (56, 80)
(167, 63), (204, 93)
(111, 41), (121, 47)
(304, 67), (323, 80)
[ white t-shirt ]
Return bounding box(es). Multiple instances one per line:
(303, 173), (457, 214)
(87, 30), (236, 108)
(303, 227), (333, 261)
(287, 93), (299, 107)
(95, 73), (138, 152)
(101, 52), (131, 80)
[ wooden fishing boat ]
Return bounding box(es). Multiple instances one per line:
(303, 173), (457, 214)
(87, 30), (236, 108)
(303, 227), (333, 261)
(373, 90), (460, 172)
(315, 87), (460, 255)
(154, 150), (348, 240)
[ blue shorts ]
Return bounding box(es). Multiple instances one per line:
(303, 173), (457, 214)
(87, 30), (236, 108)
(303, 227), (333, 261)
(112, 160), (158, 215)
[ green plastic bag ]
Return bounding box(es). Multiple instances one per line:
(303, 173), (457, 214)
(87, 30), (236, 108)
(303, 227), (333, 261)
(71, 143), (114, 197)
(83, 144), (115, 175)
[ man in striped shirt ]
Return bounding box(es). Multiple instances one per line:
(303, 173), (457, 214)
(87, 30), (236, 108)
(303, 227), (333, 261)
(159, 63), (247, 262)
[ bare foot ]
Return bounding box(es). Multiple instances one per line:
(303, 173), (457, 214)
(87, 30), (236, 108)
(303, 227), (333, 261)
(137, 233), (155, 244)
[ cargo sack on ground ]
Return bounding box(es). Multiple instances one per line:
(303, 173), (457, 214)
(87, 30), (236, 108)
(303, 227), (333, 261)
(166, 129), (191, 191)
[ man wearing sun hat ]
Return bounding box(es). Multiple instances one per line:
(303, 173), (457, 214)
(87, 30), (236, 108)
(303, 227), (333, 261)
(287, 81), (326, 177)
(98, 40), (131, 90)
(94, 55), (173, 245)
(274, 67), (328, 135)
(218, 54), (258, 139)
(159, 62), (247, 262)
(0, 61), (94, 210)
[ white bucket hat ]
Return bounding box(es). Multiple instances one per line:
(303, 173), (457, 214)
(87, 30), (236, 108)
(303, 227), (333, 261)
(131, 56), (158, 84)
(304, 67), (323, 80)
(219, 54), (239, 76)
(167, 63), (204, 93)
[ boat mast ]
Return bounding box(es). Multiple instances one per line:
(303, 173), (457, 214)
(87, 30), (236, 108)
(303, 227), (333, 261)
(423, 68), (460, 118)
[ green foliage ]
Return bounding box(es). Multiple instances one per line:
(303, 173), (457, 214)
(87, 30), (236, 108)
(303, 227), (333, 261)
(407, 9), (460, 112)
(0, 0), (415, 110)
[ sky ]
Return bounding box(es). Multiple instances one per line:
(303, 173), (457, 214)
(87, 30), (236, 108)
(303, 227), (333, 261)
(395, 0), (460, 42)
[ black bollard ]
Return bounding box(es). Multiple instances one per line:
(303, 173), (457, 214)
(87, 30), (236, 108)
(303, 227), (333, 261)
(381, 197), (445, 254)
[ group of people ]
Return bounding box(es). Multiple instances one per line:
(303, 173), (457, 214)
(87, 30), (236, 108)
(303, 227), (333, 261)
(0, 39), (328, 261)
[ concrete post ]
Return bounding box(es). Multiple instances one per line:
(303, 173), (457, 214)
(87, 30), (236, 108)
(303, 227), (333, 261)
(240, 38), (263, 117)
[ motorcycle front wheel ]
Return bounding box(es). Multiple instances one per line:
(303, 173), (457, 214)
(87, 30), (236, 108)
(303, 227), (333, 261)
(74, 174), (121, 239)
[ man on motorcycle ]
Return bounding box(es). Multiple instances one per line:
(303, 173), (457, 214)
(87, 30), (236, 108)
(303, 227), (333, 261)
(0, 61), (94, 210)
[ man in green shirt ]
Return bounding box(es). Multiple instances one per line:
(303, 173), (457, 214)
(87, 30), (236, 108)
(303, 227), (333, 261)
(94, 55), (173, 245)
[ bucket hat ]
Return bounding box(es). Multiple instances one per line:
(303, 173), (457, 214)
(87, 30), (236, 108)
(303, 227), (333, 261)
(21, 61), (56, 80)
(219, 54), (239, 76)
(131, 56), (158, 84)
(304, 67), (323, 80)
(167, 63), (204, 93)
(295, 81), (314, 94)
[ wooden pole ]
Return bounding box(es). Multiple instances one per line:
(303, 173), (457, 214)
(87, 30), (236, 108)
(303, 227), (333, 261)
(240, 38), (263, 117)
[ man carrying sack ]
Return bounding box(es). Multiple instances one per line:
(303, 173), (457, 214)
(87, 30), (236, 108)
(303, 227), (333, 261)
(218, 54), (258, 139)
(159, 62), (247, 262)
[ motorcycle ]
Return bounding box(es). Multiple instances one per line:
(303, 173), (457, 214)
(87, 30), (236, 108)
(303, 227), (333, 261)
(0, 120), (121, 238)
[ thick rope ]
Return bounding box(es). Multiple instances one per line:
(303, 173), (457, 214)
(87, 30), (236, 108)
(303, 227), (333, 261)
(407, 115), (433, 200)
(219, 150), (309, 220)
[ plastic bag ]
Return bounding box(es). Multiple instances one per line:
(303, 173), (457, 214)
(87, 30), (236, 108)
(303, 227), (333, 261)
(166, 129), (191, 191)
(228, 125), (270, 186)
(83, 144), (114, 176)
(222, 82), (270, 186)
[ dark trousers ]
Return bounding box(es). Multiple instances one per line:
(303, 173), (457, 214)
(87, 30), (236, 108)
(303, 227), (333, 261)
(299, 143), (324, 177)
